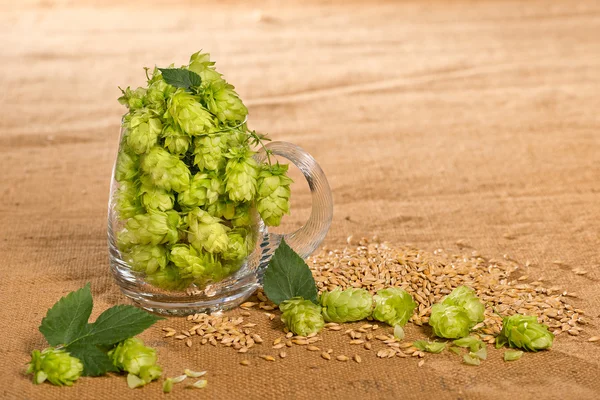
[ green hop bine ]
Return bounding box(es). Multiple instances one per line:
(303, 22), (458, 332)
(27, 347), (83, 386)
(256, 163), (293, 227)
(320, 288), (373, 323)
(108, 338), (162, 386)
(280, 297), (325, 336)
(371, 288), (417, 327)
(496, 314), (554, 351)
(428, 303), (473, 339)
(441, 285), (485, 326)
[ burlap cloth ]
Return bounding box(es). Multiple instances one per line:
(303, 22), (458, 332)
(1, 0), (599, 398)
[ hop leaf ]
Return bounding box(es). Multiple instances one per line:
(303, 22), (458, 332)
(372, 288), (416, 327)
(280, 297), (324, 336)
(124, 109), (162, 155)
(319, 288), (373, 323)
(124, 244), (168, 274)
(167, 90), (215, 136)
(27, 348), (83, 386)
(185, 208), (230, 253)
(441, 286), (485, 325)
(140, 146), (191, 193)
(108, 338), (162, 386)
(225, 147), (259, 202)
(428, 303), (473, 339)
(496, 314), (554, 351)
(256, 163), (293, 226)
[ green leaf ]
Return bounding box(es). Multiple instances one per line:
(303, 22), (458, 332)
(463, 352), (481, 366)
(65, 343), (117, 377)
(70, 305), (163, 346)
(262, 239), (318, 305)
(159, 68), (201, 91)
(39, 283), (93, 346)
(413, 340), (446, 353)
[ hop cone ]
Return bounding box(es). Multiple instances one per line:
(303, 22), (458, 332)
(280, 297), (324, 336)
(442, 286), (485, 325)
(167, 90), (215, 136)
(193, 134), (228, 171)
(146, 265), (191, 291)
(222, 228), (252, 261)
(118, 86), (146, 111)
(27, 348), (83, 386)
(256, 164), (292, 226)
(230, 202), (253, 227)
(114, 151), (139, 182)
(139, 176), (174, 211)
(145, 78), (176, 115)
(428, 303), (472, 339)
(372, 288), (416, 327)
(108, 338), (162, 385)
(125, 109), (162, 155)
(320, 288), (373, 323)
(170, 244), (225, 283)
(496, 315), (554, 351)
(162, 125), (191, 156)
(140, 146), (191, 193)
(114, 182), (144, 219)
(225, 147), (259, 202)
(201, 79), (248, 124)
(124, 244), (168, 274)
(188, 51), (223, 85)
(205, 197), (236, 220)
(178, 172), (224, 210)
(118, 210), (180, 247)
(186, 208), (230, 253)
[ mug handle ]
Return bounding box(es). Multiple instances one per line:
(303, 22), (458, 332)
(255, 141), (333, 259)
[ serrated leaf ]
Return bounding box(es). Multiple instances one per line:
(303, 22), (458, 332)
(65, 343), (117, 377)
(70, 305), (163, 346)
(262, 239), (318, 305)
(39, 283), (93, 346)
(159, 68), (201, 91)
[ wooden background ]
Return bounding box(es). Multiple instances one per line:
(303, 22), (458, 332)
(1, 0), (600, 399)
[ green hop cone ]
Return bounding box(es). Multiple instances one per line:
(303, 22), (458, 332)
(201, 79), (248, 124)
(319, 288), (373, 323)
(441, 286), (485, 326)
(178, 172), (224, 210)
(114, 151), (140, 182)
(496, 314), (554, 351)
(170, 244), (226, 284)
(124, 244), (168, 274)
(225, 147), (259, 202)
(205, 197), (236, 220)
(256, 163), (293, 227)
(186, 208), (230, 253)
(108, 338), (162, 386)
(118, 210), (180, 247)
(372, 288), (417, 327)
(230, 202), (253, 227)
(139, 176), (175, 212)
(27, 348), (83, 386)
(124, 109), (162, 155)
(222, 228), (252, 261)
(118, 86), (147, 111)
(140, 146), (191, 193)
(146, 264), (192, 291)
(280, 297), (324, 337)
(146, 78), (176, 115)
(114, 182), (145, 219)
(162, 125), (191, 156)
(193, 134), (228, 171)
(167, 90), (215, 136)
(188, 51), (223, 85)
(429, 303), (473, 339)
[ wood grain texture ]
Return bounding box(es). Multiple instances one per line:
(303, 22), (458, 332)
(1, 1), (600, 399)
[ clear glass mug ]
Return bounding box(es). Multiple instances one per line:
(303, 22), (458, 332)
(107, 129), (333, 316)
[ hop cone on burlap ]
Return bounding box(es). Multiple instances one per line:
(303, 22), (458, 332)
(441, 286), (485, 325)
(496, 314), (554, 351)
(114, 151), (139, 182)
(139, 176), (175, 212)
(108, 338), (162, 386)
(114, 182), (145, 219)
(428, 303), (472, 339)
(145, 78), (176, 115)
(27, 348), (83, 386)
(167, 90), (215, 136)
(201, 79), (248, 124)
(125, 109), (162, 155)
(280, 297), (325, 336)
(193, 134), (228, 171)
(118, 86), (146, 111)
(146, 265), (191, 291)
(372, 288), (416, 327)
(225, 147), (259, 202)
(124, 244), (168, 274)
(256, 163), (292, 226)
(320, 288), (373, 323)
(140, 146), (191, 193)
(162, 124), (191, 156)
(178, 172), (224, 210)
(170, 244), (225, 283)
(185, 208), (230, 253)
(188, 51), (223, 85)
(222, 228), (252, 261)
(118, 210), (180, 247)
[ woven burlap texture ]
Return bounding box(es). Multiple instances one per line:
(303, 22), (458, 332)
(1, 1), (599, 399)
